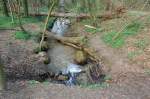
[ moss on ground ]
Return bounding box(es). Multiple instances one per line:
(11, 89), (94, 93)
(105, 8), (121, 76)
(14, 31), (31, 40)
(102, 22), (142, 48)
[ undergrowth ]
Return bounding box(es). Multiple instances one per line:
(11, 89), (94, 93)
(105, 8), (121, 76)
(80, 75), (111, 89)
(80, 82), (109, 89)
(0, 16), (40, 29)
(14, 31), (31, 40)
(102, 22), (142, 48)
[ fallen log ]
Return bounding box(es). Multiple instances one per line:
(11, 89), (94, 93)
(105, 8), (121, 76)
(28, 7), (126, 20)
(46, 32), (104, 82)
(47, 31), (102, 64)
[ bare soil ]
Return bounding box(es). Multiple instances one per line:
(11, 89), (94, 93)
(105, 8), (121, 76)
(1, 73), (150, 99)
(0, 23), (150, 99)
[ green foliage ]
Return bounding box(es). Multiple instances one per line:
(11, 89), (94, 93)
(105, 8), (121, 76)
(14, 31), (31, 40)
(39, 6), (48, 13)
(0, 16), (40, 28)
(123, 22), (141, 36)
(80, 75), (111, 89)
(102, 22), (142, 48)
(102, 32), (125, 48)
(80, 82), (109, 89)
(21, 17), (40, 24)
(0, 16), (16, 28)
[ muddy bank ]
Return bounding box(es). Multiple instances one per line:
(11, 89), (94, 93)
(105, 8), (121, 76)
(1, 72), (150, 99)
(0, 30), (48, 80)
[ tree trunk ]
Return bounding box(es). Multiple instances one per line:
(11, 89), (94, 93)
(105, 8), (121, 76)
(59, 0), (65, 13)
(8, 0), (15, 23)
(105, 0), (113, 11)
(39, 0), (56, 50)
(22, 0), (29, 16)
(0, 60), (5, 90)
(15, 0), (26, 31)
(2, 0), (9, 16)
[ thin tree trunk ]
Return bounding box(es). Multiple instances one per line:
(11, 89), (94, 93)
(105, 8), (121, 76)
(22, 0), (29, 16)
(2, 0), (9, 16)
(39, 0), (56, 50)
(59, 0), (65, 13)
(0, 60), (5, 90)
(15, 0), (26, 32)
(8, 0), (14, 23)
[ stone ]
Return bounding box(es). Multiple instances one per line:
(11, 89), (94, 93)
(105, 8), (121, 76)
(37, 52), (50, 64)
(74, 50), (87, 65)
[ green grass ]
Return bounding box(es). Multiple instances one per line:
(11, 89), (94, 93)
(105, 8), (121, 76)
(14, 31), (31, 40)
(123, 22), (142, 36)
(21, 16), (40, 24)
(80, 75), (111, 89)
(80, 82), (109, 89)
(0, 16), (40, 29)
(102, 32), (125, 48)
(102, 22), (142, 48)
(0, 16), (15, 28)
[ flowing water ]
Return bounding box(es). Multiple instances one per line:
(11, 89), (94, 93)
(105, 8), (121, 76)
(51, 18), (71, 36)
(47, 19), (82, 85)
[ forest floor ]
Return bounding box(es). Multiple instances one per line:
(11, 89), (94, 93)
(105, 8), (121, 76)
(1, 11), (150, 99)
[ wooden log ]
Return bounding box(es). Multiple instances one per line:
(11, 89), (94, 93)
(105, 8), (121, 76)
(47, 32), (104, 82)
(47, 31), (102, 64)
(29, 10), (125, 19)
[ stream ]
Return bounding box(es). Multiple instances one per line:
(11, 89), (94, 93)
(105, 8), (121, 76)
(47, 18), (83, 86)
